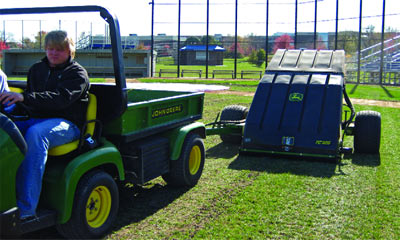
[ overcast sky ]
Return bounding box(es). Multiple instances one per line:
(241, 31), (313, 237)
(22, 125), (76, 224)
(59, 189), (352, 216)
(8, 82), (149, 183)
(1, 0), (399, 41)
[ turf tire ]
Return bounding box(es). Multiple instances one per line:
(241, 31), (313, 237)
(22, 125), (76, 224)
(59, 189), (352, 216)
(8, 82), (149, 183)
(354, 110), (381, 154)
(56, 170), (119, 239)
(219, 105), (248, 144)
(162, 133), (205, 187)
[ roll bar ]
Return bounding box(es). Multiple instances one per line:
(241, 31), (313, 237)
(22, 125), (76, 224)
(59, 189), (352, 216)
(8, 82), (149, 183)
(0, 5), (128, 116)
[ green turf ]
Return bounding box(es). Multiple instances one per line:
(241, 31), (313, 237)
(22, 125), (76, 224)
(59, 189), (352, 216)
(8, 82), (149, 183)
(104, 94), (399, 240)
(19, 90), (399, 239)
(138, 78), (400, 101)
(8, 74), (400, 102)
(189, 105), (399, 240)
(347, 84), (400, 101)
(156, 57), (266, 79)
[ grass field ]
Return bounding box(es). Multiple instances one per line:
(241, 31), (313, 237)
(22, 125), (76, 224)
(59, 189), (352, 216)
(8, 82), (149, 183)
(102, 94), (399, 240)
(10, 76), (400, 239)
(9, 76), (400, 101)
(138, 78), (400, 102)
(156, 57), (267, 79)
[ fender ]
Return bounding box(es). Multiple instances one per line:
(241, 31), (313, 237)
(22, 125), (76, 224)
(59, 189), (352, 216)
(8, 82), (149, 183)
(41, 139), (125, 224)
(163, 122), (206, 160)
(0, 130), (24, 211)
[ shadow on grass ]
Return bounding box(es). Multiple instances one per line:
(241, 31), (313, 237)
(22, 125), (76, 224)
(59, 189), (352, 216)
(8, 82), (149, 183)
(112, 183), (190, 232)
(343, 152), (381, 167)
(18, 183), (191, 239)
(21, 183), (188, 238)
(223, 149), (338, 179)
(349, 83), (358, 94)
(206, 142), (240, 159)
(380, 85), (394, 98)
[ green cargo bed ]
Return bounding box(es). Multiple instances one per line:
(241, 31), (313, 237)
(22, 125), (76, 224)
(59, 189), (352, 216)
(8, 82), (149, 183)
(103, 88), (204, 142)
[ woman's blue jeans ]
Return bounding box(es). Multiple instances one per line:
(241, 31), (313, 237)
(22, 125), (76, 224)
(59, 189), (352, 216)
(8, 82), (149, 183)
(15, 118), (80, 218)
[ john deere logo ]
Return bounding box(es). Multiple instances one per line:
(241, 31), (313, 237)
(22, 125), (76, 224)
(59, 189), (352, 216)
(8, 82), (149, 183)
(152, 104), (183, 119)
(289, 93), (303, 102)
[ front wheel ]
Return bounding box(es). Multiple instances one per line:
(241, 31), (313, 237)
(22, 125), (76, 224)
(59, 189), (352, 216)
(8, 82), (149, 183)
(56, 171), (119, 239)
(162, 133), (205, 187)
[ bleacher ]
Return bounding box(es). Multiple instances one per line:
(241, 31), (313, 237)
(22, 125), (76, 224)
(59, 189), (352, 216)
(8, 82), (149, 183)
(360, 35), (400, 72)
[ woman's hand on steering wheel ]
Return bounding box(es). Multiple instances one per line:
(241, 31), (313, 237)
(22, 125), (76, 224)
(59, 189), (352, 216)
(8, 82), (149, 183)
(0, 91), (24, 106)
(0, 92), (30, 121)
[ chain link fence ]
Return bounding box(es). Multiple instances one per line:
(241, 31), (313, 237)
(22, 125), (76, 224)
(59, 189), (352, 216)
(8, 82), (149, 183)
(1, 1), (399, 84)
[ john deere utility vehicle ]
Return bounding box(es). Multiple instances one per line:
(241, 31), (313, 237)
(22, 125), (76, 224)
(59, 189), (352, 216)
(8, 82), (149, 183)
(0, 6), (206, 239)
(207, 49), (381, 159)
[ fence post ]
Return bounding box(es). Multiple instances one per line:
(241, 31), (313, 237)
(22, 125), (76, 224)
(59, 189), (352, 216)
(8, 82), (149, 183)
(379, 0), (386, 85)
(335, 0), (339, 50)
(178, 0), (181, 78)
(39, 20), (42, 49)
(357, 0), (363, 84)
(206, 0), (210, 79)
(314, 0), (317, 49)
(295, 0), (298, 49)
(150, 0), (154, 78)
(265, 0), (269, 68)
(234, 0), (238, 79)
(21, 20), (24, 49)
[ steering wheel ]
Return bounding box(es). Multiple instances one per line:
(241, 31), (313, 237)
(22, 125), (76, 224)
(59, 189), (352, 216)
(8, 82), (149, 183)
(0, 112), (27, 154)
(0, 102), (31, 122)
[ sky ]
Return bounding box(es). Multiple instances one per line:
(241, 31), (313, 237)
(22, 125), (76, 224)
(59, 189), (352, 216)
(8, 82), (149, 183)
(1, 0), (399, 42)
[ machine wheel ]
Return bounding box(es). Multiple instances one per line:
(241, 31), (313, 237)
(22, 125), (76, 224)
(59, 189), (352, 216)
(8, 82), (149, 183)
(354, 110), (381, 154)
(220, 105), (248, 144)
(163, 133), (205, 187)
(56, 170), (119, 239)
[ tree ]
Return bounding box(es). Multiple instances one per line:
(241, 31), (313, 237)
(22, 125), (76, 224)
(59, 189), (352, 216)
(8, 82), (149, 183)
(364, 24), (380, 49)
(248, 49), (266, 67)
(248, 49), (257, 64)
(256, 49), (266, 67)
(0, 41), (9, 58)
(273, 34), (294, 53)
(314, 36), (327, 50)
(224, 42), (244, 58)
(185, 36), (200, 45)
(22, 37), (35, 49)
(337, 31), (358, 55)
(33, 31), (47, 49)
(200, 35), (220, 45)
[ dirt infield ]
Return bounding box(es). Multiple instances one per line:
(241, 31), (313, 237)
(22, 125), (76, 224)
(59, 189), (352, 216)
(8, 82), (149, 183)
(114, 79), (400, 108)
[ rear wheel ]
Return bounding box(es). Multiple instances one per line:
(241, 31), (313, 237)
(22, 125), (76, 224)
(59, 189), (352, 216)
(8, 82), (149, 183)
(354, 110), (381, 154)
(163, 133), (205, 187)
(219, 105), (248, 144)
(56, 171), (119, 239)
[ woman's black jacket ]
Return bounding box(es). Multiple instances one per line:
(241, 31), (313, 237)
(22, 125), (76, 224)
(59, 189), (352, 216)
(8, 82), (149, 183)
(22, 56), (90, 128)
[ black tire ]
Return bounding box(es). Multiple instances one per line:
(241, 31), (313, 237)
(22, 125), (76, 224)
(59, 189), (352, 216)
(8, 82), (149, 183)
(354, 110), (381, 154)
(56, 171), (119, 239)
(219, 105), (248, 144)
(162, 133), (205, 187)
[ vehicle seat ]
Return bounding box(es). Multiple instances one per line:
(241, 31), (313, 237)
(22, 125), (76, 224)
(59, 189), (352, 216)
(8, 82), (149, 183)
(9, 87), (24, 93)
(48, 93), (97, 156)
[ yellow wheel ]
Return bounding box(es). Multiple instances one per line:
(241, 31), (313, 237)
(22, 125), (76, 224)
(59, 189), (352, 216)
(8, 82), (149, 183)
(188, 145), (201, 175)
(57, 171), (119, 239)
(162, 133), (205, 186)
(86, 186), (112, 228)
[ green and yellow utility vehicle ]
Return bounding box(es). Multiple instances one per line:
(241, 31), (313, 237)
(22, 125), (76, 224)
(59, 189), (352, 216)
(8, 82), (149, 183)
(0, 6), (206, 239)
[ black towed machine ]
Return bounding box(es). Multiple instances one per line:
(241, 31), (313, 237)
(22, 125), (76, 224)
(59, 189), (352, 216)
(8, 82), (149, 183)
(206, 49), (381, 160)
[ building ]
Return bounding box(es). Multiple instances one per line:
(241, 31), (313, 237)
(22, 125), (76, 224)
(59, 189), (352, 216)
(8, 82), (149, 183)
(179, 45), (225, 65)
